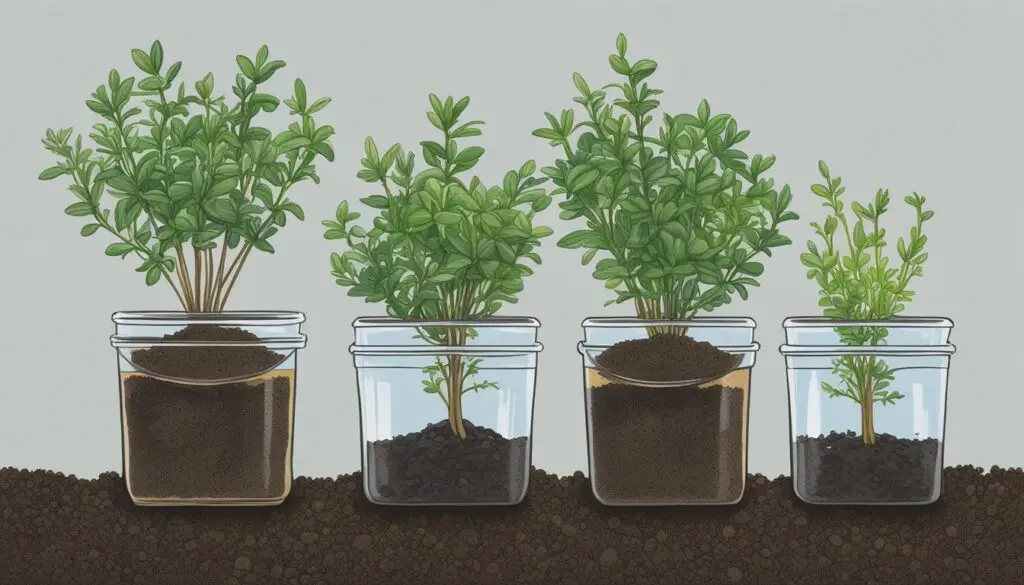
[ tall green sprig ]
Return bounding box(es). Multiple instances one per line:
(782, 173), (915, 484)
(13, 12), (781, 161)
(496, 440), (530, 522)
(39, 41), (335, 311)
(533, 33), (798, 334)
(801, 160), (933, 445)
(323, 94), (553, 438)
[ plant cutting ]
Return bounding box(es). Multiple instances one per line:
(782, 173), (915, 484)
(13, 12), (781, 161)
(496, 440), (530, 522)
(533, 33), (797, 505)
(325, 94), (551, 505)
(38, 40), (333, 506)
(781, 161), (955, 505)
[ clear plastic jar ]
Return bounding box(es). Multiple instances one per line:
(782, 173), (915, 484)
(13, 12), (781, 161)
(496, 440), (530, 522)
(350, 317), (542, 506)
(110, 311), (306, 506)
(780, 317), (956, 505)
(578, 317), (759, 506)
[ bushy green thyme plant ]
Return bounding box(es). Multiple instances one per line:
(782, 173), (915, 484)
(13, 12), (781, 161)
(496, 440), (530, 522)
(532, 34), (798, 336)
(39, 41), (335, 311)
(323, 95), (553, 438)
(801, 161), (933, 445)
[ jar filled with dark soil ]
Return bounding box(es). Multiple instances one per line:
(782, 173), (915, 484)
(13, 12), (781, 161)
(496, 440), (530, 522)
(578, 317), (759, 506)
(111, 312), (306, 506)
(781, 317), (956, 505)
(350, 317), (542, 506)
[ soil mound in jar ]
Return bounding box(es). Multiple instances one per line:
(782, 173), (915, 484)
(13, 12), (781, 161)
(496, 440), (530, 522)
(5, 465), (1023, 584)
(122, 324), (294, 501)
(594, 332), (738, 382)
(795, 430), (941, 503)
(367, 419), (529, 504)
(129, 323), (286, 380)
(589, 383), (746, 502)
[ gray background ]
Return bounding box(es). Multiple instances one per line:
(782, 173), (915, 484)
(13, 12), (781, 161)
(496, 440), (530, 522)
(1, 0), (1020, 481)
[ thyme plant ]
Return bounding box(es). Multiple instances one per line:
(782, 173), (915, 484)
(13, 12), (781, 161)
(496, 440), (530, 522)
(39, 41), (335, 311)
(801, 161), (933, 445)
(533, 33), (798, 335)
(324, 95), (553, 438)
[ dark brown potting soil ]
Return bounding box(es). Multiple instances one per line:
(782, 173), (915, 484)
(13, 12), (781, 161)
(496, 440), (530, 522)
(588, 383), (746, 503)
(3, 465), (1023, 584)
(366, 419), (529, 504)
(129, 323), (286, 380)
(595, 332), (737, 382)
(121, 324), (294, 501)
(795, 430), (942, 504)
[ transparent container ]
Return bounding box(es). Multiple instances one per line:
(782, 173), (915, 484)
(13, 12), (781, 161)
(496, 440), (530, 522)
(110, 311), (306, 506)
(350, 317), (542, 506)
(578, 317), (760, 506)
(780, 317), (956, 506)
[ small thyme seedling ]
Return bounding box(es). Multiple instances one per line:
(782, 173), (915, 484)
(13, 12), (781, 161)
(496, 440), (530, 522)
(39, 41), (335, 311)
(533, 33), (798, 337)
(801, 161), (934, 446)
(323, 94), (553, 439)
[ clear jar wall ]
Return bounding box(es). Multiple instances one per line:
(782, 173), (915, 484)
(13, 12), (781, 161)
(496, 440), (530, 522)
(578, 317), (759, 506)
(111, 312), (305, 506)
(781, 317), (955, 506)
(350, 318), (541, 506)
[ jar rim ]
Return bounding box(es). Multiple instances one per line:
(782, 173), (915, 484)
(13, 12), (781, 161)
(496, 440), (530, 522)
(111, 311), (305, 327)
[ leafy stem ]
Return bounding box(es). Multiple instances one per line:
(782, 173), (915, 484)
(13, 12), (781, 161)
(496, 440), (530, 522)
(533, 33), (798, 336)
(324, 94), (553, 438)
(40, 41), (334, 312)
(801, 161), (933, 445)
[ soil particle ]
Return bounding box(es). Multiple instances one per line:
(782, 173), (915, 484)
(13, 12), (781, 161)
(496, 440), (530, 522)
(594, 332), (737, 382)
(120, 324), (294, 502)
(794, 430), (941, 503)
(2, 465), (1022, 584)
(366, 419), (528, 504)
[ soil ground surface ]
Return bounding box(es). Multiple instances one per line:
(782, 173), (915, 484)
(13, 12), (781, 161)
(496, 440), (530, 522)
(2, 465), (1021, 585)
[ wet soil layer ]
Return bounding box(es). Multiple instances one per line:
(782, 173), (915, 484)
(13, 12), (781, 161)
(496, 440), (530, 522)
(2, 466), (1022, 584)
(795, 430), (942, 503)
(589, 383), (745, 503)
(590, 333), (746, 502)
(123, 324), (293, 500)
(367, 419), (529, 504)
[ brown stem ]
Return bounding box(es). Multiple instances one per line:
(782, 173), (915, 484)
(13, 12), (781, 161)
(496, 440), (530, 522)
(192, 247), (202, 312)
(203, 249), (215, 311)
(216, 243), (253, 311)
(175, 246), (195, 311)
(212, 234), (230, 310)
(862, 375), (876, 446)
(162, 268), (189, 311)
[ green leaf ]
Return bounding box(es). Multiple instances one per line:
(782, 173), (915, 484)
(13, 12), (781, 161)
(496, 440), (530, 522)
(105, 243), (135, 257)
(64, 202), (94, 217)
(131, 49), (155, 74)
(145, 265), (161, 286)
(236, 55), (257, 79)
(39, 166), (68, 181)
(149, 40), (164, 72)
(207, 177), (237, 198)
(80, 223), (101, 237)
(361, 195), (390, 209)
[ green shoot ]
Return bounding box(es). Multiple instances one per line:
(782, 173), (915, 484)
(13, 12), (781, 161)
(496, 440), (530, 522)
(801, 160), (934, 445)
(323, 94), (553, 438)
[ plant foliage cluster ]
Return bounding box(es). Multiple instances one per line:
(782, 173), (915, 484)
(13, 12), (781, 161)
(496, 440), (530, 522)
(802, 161), (933, 445)
(322, 95), (553, 437)
(532, 33), (798, 329)
(39, 41), (335, 311)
